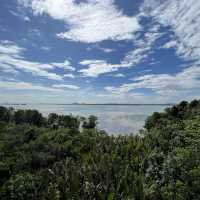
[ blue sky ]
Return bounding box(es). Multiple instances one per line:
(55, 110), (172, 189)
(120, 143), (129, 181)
(0, 0), (200, 104)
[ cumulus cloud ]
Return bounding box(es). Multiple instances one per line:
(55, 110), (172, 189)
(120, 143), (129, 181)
(0, 41), (74, 80)
(18, 0), (140, 43)
(52, 84), (80, 90)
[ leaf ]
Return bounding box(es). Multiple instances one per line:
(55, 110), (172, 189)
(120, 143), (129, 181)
(108, 192), (114, 200)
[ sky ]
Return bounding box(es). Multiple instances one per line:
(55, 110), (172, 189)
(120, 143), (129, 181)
(0, 0), (200, 104)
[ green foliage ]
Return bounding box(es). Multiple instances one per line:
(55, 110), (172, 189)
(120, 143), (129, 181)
(14, 109), (44, 126)
(0, 100), (200, 199)
(0, 173), (40, 200)
(0, 107), (90, 130)
(82, 115), (98, 129)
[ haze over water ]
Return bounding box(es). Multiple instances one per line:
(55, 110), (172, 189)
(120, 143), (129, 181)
(4, 104), (167, 134)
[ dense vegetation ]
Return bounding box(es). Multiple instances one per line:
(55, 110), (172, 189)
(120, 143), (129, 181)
(0, 100), (200, 199)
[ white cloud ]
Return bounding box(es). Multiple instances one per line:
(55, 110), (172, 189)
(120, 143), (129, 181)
(79, 59), (128, 77)
(0, 81), (62, 92)
(18, 0), (140, 43)
(78, 54), (142, 77)
(18, 0), (164, 79)
(112, 73), (125, 78)
(0, 41), (74, 80)
(162, 40), (177, 49)
(52, 60), (75, 71)
(63, 73), (75, 78)
(0, 40), (25, 55)
(10, 10), (31, 22)
(79, 30), (162, 77)
(98, 47), (115, 53)
(141, 0), (200, 63)
(105, 66), (200, 96)
(122, 29), (163, 66)
(41, 46), (51, 51)
(103, 0), (200, 99)
(13, 0), (200, 104)
(52, 84), (80, 90)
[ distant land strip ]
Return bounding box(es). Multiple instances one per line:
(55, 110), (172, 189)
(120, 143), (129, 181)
(1, 103), (175, 106)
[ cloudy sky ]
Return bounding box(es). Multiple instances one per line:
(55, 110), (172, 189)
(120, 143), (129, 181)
(0, 0), (200, 104)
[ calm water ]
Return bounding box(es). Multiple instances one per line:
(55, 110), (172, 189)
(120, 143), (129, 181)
(4, 104), (167, 135)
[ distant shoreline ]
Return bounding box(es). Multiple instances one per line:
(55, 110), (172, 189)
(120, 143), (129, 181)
(1, 103), (174, 106)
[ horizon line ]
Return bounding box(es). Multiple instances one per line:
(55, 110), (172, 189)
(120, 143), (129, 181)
(1, 103), (175, 106)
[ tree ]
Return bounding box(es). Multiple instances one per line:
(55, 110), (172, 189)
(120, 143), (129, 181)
(25, 110), (44, 126)
(48, 113), (59, 125)
(83, 115), (98, 129)
(14, 110), (25, 124)
(0, 107), (12, 123)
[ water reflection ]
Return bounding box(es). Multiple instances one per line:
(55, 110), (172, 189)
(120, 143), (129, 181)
(4, 105), (166, 135)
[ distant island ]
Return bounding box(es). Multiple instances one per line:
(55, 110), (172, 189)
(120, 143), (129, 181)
(71, 103), (175, 106)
